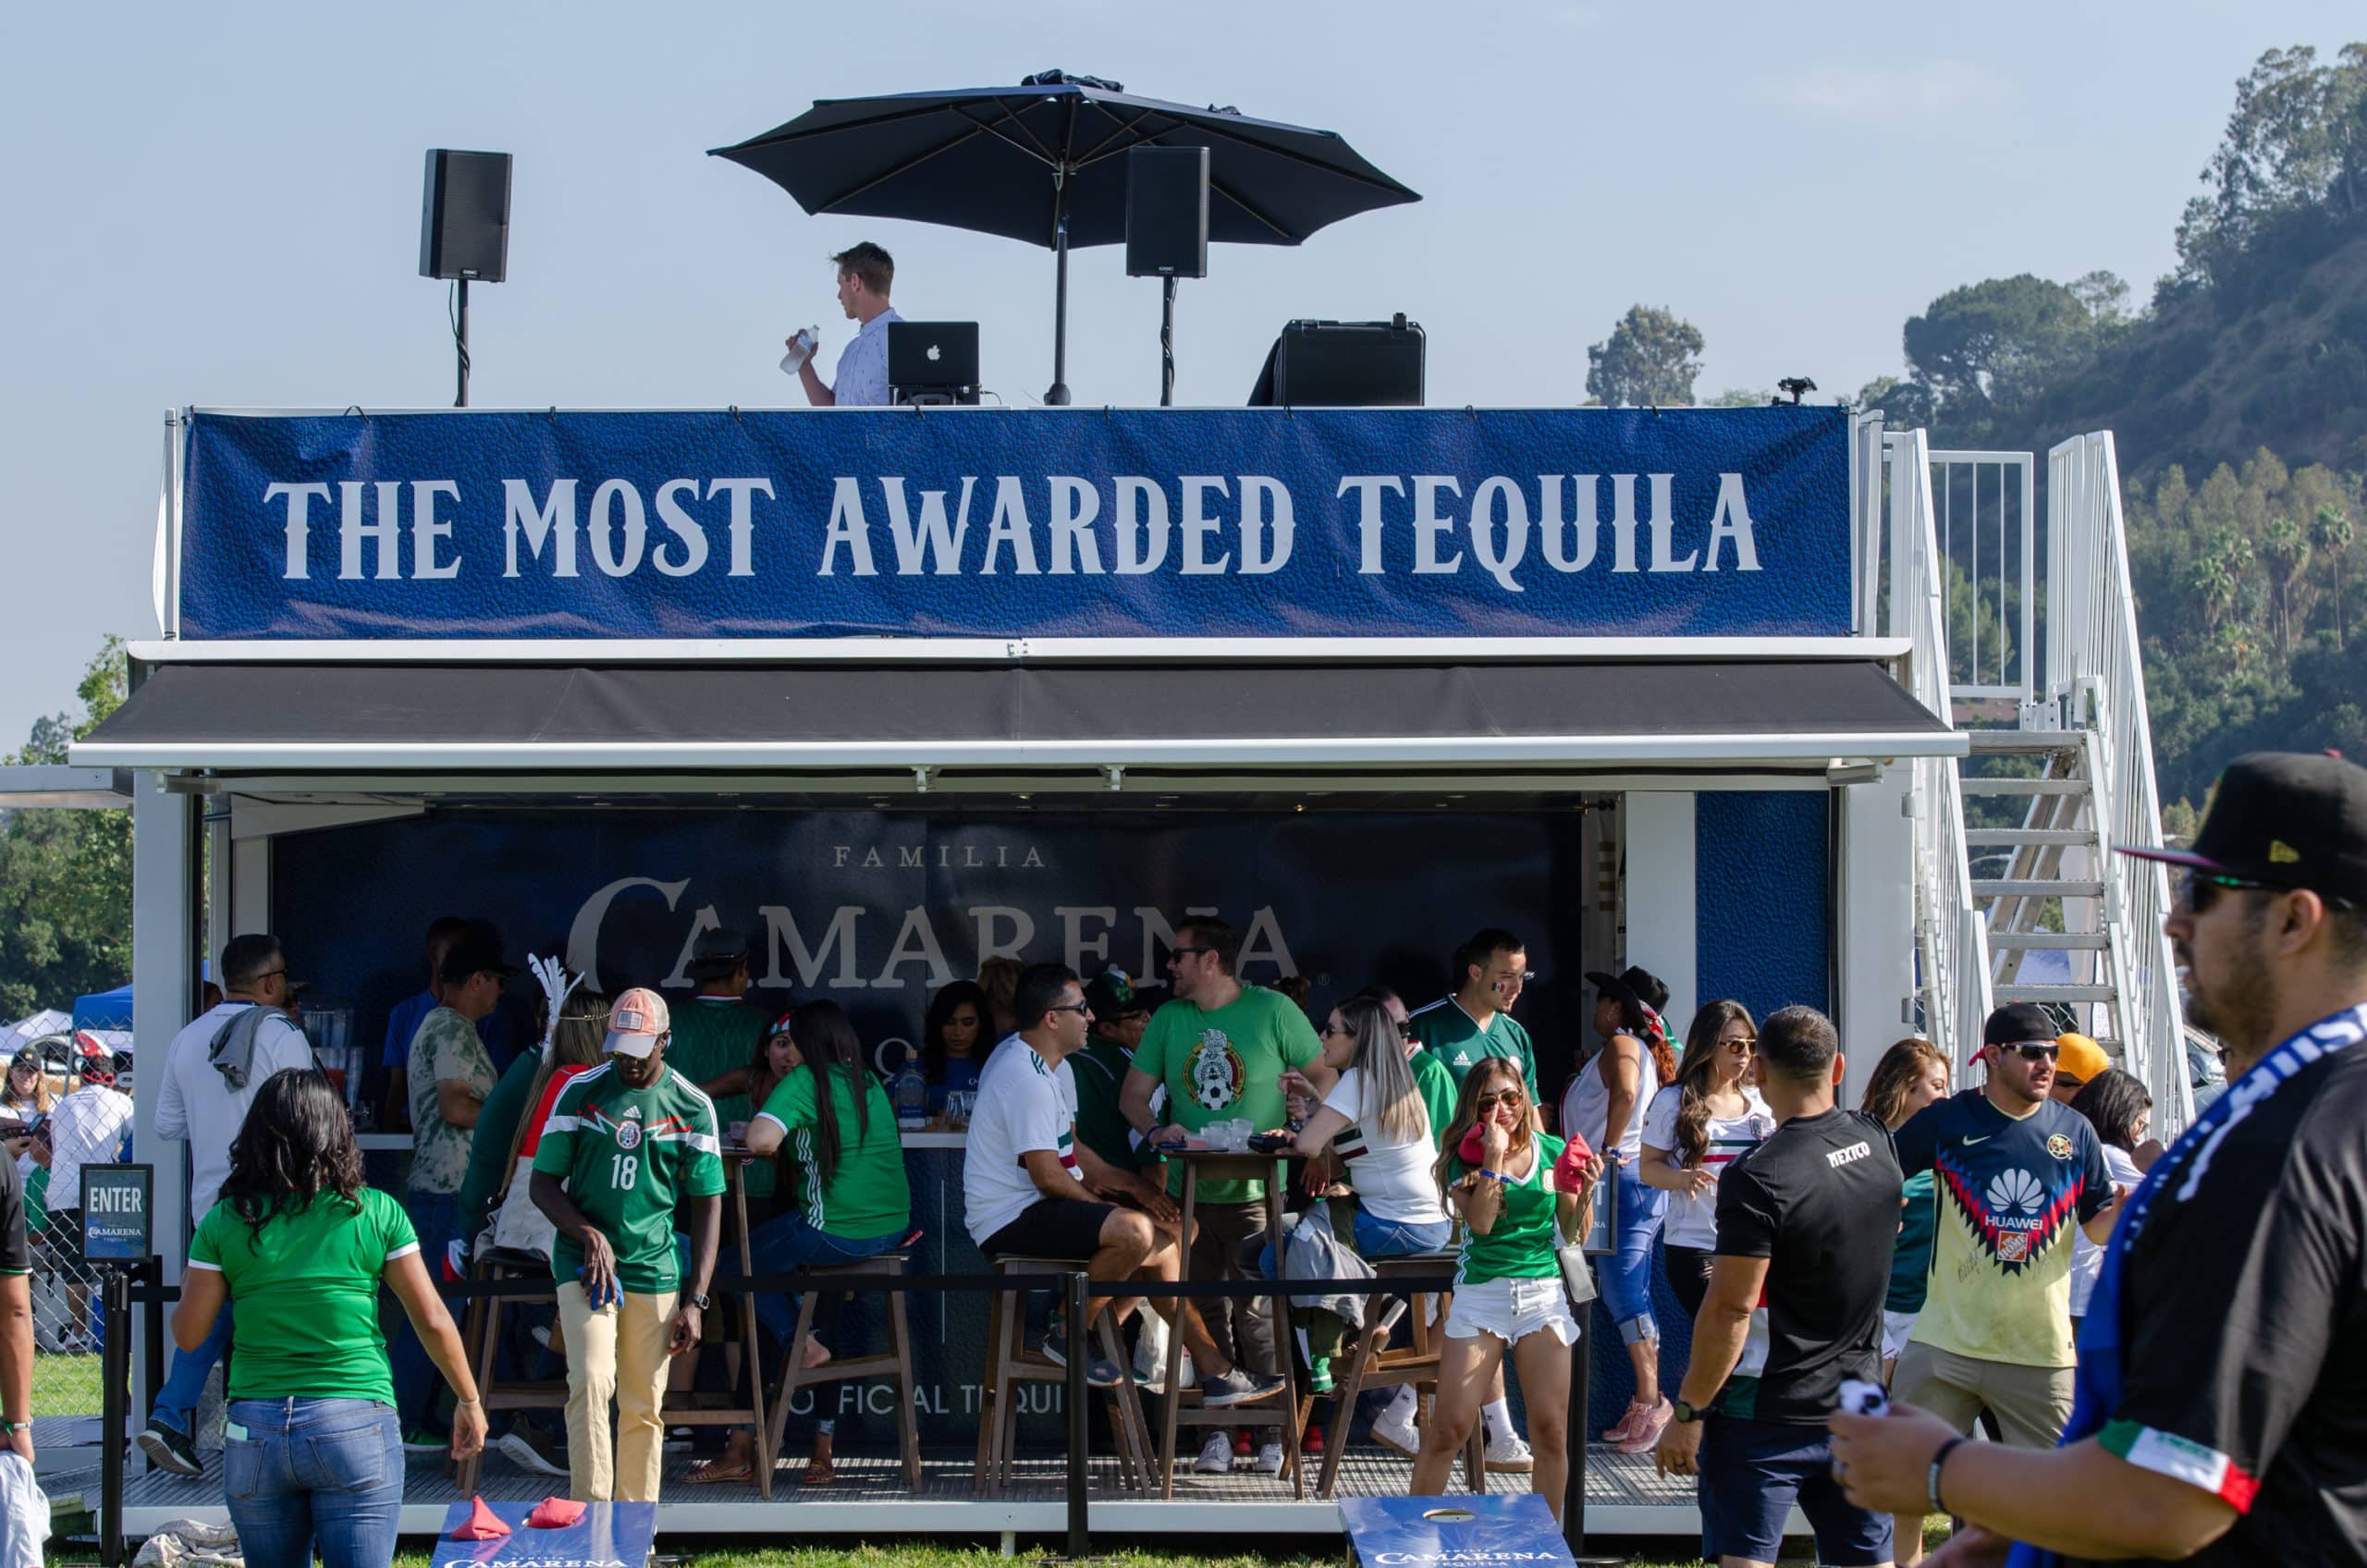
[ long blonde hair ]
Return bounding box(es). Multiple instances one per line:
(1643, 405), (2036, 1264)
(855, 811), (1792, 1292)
(1860, 1037), (1949, 1129)
(1334, 996), (1425, 1146)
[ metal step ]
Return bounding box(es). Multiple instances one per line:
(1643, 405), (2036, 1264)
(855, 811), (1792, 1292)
(1987, 931), (2109, 949)
(1995, 984), (2120, 1003)
(1959, 778), (2090, 796)
(1964, 828), (2097, 847)
(1966, 730), (2087, 754)
(1973, 879), (2105, 898)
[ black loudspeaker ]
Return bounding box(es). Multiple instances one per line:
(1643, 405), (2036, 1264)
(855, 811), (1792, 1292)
(1249, 316), (1427, 407)
(419, 150), (512, 282)
(1126, 145), (1208, 278)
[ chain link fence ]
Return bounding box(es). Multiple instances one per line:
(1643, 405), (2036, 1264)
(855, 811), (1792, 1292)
(14, 1017), (137, 1423)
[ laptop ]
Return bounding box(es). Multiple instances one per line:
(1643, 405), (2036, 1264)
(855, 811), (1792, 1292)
(887, 321), (980, 405)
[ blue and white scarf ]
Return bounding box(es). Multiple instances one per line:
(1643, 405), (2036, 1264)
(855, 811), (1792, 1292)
(2006, 1001), (2367, 1568)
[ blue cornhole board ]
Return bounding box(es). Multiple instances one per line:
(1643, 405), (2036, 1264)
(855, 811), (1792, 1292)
(430, 1501), (657, 1568)
(1342, 1495), (1576, 1568)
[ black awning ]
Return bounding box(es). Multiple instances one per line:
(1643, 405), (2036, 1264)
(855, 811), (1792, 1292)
(74, 658), (1957, 770)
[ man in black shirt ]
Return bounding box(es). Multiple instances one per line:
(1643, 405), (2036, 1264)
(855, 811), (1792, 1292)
(1658, 1005), (1899, 1568)
(1831, 751), (2367, 1568)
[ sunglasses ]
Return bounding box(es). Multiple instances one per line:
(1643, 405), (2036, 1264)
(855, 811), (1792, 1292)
(1167, 946), (1217, 959)
(1320, 1022), (1353, 1038)
(1045, 1002), (1094, 1018)
(2184, 867), (2356, 913)
(1722, 1036), (1758, 1054)
(1998, 1043), (2059, 1062)
(1472, 1089), (1526, 1109)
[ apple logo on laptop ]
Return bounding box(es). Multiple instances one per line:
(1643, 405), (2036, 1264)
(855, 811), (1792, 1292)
(926, 344), (941, 362)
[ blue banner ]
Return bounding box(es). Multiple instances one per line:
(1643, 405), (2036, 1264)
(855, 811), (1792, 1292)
(178, 405), (1852, 640)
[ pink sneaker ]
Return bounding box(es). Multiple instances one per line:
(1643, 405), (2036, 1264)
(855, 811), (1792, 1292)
(1599, 1398), (1650, 1445)
(1613, 1397), (1674, 1454)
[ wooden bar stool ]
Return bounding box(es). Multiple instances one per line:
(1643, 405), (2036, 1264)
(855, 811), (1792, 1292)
(765, 1252), (923, 1490)
(451, 1245), (568, 1496)
(1316, 1250), (1485, 1498)
(974, 1256), (1153, 1499)
(659, 1157), (772, 1496)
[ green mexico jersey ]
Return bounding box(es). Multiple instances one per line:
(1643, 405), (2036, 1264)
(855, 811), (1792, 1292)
(1071, 1036), (1156, 1173)
(189, 1187), (418, 1404)
(1409, 1046), (1459, 1151)
(533, 1062), (726, 1293)
(1409, 997), (1538, 1096)
(754, 1064), (911, 1239)
(1448, 1133), (1566, 1286)
(1134, 986), (1323, 1203)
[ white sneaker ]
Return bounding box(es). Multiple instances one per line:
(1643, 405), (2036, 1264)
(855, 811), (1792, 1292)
(1370, 1408), (1420, 1458)
(1254, 1439), (1285, 1476)
(1486, 1430), (1535, 1474)
(1193, 1432), (1233, 1474)
(1134, 1313), (1171, 1391)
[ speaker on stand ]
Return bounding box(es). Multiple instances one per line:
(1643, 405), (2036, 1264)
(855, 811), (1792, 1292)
(1126, 145), (1209, 407)
(420, 149), (512, 407)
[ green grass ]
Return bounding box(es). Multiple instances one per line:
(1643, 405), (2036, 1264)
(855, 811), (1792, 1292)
(32, 1353), (101, 1418)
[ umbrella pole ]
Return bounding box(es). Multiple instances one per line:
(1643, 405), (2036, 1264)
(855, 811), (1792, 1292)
(1046, 178), (1073, 406)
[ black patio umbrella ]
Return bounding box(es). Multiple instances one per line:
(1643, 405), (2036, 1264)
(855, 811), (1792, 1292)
(709, 70), (1420, 404)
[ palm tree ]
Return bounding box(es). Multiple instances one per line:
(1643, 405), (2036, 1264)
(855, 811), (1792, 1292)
(2186, 552), (2237, 633)
(2312, 502), (2354, 648)
(2262, 515), (2312, 662)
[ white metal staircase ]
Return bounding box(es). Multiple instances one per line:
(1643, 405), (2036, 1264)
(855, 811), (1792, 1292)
(1881, 425), (2189, 1129)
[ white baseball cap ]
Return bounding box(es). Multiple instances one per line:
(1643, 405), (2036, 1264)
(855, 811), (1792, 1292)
(606, 987), (671, 1059)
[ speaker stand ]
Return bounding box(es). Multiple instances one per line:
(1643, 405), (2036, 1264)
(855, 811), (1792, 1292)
(454, 277), (472, 409)
(1159, 277), (1178, 408)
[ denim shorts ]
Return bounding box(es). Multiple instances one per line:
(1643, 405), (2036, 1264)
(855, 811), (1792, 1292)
(1442, 1275), (1579, 1347)
(1698, 1413), (1893, 1567)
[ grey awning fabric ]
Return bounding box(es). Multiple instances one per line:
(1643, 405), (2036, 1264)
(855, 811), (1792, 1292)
(73, 659), (1958, 770)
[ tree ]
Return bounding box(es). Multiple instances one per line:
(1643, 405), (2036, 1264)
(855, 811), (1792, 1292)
(2174, 43), (2367, 288)
(0, 638), (132, 1020)
(2186, 552), (2238, 632)
(1706, 387), (1772, 407)
(1904, 275), (2099, 410)
(2314, 501), (2356, 646)
(2262, 514), (2312, 660)
(1585, 305), (1705, 407)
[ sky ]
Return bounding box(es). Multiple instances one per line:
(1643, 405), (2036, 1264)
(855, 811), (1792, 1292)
(0, 1), (2357, 747)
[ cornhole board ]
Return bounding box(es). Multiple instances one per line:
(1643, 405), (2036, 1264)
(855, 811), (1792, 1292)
(432, 1501), (659, 1568)
(1341, 1495), (1576, 1568)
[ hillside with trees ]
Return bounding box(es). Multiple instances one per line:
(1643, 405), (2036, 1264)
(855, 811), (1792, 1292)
(1851, 42), (2367, 820)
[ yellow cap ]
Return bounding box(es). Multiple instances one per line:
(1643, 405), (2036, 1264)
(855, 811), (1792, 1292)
(2054, 1032), (2110, 1085)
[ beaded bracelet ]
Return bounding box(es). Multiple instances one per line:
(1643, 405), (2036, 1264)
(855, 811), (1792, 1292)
(1929, 1436), (1968, 1514)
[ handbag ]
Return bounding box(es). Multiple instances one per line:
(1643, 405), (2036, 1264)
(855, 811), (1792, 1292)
(487, 1154), (557, 1259)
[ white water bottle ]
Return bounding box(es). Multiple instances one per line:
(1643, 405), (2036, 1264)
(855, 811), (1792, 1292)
(779, 327), (818, 376)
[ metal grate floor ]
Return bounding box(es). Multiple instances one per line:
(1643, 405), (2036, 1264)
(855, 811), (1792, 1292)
(75, 1440), (1708, 1537)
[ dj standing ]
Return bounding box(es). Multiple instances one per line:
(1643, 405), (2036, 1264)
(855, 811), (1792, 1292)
(793, 242), (901, 408)
(1830, 751), (2367, 1568)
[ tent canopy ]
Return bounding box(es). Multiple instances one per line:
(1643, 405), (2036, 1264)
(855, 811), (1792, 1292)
(74, 658), (1959, 772)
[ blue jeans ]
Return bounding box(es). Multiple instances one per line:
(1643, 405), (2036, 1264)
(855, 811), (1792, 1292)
(745, 1214), (905, 1345)
(148, 1300), (233, 1438)
(1258, 1208), (1454, 1277)
(387, 1189), (460, 1435)
(1603, 1160), (1666, 1345)
(224, 1398), (402, 1568)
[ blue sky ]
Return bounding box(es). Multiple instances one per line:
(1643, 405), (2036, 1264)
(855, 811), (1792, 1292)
(0, 1), (2356, 743)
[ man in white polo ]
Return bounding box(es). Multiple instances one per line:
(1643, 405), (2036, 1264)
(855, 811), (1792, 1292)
(793, 241), (901, 408)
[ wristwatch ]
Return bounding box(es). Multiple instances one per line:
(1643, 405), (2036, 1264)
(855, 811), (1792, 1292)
(686, 1292), (712, 1312)
(1671, 1398), (1703, 1425)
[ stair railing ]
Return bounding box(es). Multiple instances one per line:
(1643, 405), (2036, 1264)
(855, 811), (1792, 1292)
(1886, 428), (1995, 1074)
(2046, 433), (2189, 1127)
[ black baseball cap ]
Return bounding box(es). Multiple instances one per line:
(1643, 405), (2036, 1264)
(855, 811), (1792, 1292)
(1982, 1002), (2057, 1052)
(2121, 751), (2367, 908)
(438, 935), (519, 986)
(1084, 968), (1159, 1021)
(688, 928), (752, 981)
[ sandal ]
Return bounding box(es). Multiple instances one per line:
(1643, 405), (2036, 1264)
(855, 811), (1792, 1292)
(803, 1433), (836, 1487)
(682, 1456), (754, 1485)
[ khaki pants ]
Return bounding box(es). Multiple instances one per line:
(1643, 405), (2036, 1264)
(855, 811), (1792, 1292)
(1893, 1340), (2075, 1451)
(556, 1280), (678, 1501)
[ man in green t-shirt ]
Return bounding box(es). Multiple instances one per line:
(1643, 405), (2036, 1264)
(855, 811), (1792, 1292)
(665, 930), (773, 1129)
(1120, 918), (1331, 1474)
(532, 986), (724, 1503)
(1408, 927), (1539, 1096)
(1071, 968), (1162, 1174)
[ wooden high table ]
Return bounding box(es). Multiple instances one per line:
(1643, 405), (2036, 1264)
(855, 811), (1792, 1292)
(1153, 1145), (1305, 1499)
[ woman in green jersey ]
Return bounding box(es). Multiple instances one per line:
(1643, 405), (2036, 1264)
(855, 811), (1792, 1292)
(174, 1069), (484, 1568)
(1410, 1057), (1597, 1520)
